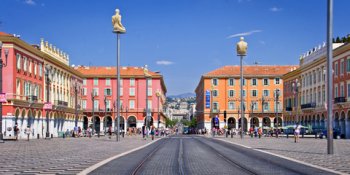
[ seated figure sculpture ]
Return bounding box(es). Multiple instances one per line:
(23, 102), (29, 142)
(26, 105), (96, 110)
(112, 9), (126, 33)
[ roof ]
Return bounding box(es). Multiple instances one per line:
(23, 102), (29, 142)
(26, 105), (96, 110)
(0, 32), (12, 37)
(203, 65), (298, 78)
(75, 66), (161, 77)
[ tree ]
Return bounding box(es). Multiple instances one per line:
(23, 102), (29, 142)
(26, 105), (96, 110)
(336, 36), (341, 43)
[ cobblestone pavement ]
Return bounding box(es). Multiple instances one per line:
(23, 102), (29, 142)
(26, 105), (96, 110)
(0, 135), (157, 175)
(212, 135), (350, 174)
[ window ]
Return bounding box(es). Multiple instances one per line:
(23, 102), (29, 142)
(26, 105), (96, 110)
(252, 102), (258, 110)
(82, 100), (87, 109)
(105, 78), (111, 86)
(23, 57), (27, 71)
(213, 102), (219, 110)
(34, 62), (37, 75)
(228, 79), (234, 86)
(129, 88), (135, 96)
(212, 78), (218, 86)
(83, 79), (87, 85)
(93, 78), (98, 86)
(347, 57), (350, 72)
(147, 78), (152, 86)
(241, 79), (246, 86)
(129, 100), (135, 109)
(93, 100), (99, 110)
(341, 61), (344, 75)
(28, 60), (32, 73)
(104, 88), (112, 96)
(93, 88), (99, 96)
(335, 86), (338, 98)
(242, 90), (246, 97)
(83, 88), (87, 96)
(120, 87), (123, 96)
(229, 102), (235, 110)
(335, 63), (338, 76)
(130, 78), (135, 86)
(228, 90), (235, 97)
(318, 91), (321, 104)
(16, 54), (21, 70)
(263, 78), (269, 85)
(252, 79), (257, 86)
(106, 100), (111, 109)
(263, 90), (269, 97)
(212, 90), (218, 97)
(341, 85), (344, 97)
(275, 78), (280, 85)
(347, 83), (350, 99)
(39, 63), (42, 77)
(252, 90), (257, 97)
(263, 102), (269, 111)
(148, 88), (152, 96)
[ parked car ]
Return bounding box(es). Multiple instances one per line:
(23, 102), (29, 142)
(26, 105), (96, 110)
(319, 128), (341, 139)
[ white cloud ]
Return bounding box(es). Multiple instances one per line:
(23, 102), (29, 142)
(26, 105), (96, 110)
(156, 60), (174, 66)
(24, 0), (36, 5)
(270, 7), (282, 12)
(226, 30), (262, 39)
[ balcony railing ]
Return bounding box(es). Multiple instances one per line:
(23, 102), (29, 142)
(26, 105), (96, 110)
(285, 107), (292, 111)
(301, 103), (316, 109)
(54, 100), (68, 107)
(211, 109), (220, 113)
(334, 97), (346, 104)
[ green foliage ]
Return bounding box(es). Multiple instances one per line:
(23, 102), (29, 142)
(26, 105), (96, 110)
(165, 118), (178, 128)
(181, 118), (197, 128)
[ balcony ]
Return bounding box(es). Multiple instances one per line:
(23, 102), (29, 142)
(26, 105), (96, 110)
(301, 103), (316, 109)
(334, 97), (346, 104)
(54, 100), (68, 107)
(211, 108), (220, 113)
(285, 107), (292, 111)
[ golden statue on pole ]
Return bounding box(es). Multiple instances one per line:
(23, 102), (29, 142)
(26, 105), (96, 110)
(112, 9), (126, 33)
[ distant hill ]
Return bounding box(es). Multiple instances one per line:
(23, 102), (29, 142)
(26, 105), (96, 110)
(168, 93), (196, 99)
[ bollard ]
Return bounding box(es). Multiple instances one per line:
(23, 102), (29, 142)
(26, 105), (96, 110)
(63, 133), (65, 139)
(231, 132), (233, 138)
(51, 134), (53, 138)
(226, 131), (228, 138)
(315, 133), (317, 139)
(122, 132), (124, 138)
(287, 133), (289, 139)
(98, 132), (100, 138)
(37, 134), (40, 139)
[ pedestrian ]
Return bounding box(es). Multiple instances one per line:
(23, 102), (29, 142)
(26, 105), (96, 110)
(13, 123), (19, 141)
(258, 127), (262, 139)
(25, 125), (31, 141)
(142, 125), (146, 140)
(294, 123), (301, 143)
(150, 126), (155, 140)
(78, 126), (82, 137)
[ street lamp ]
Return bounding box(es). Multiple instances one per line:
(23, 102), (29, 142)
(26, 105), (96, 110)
(112, 8), (126, 142)
(45, 64), (52, 139)
(91, 92), (95, 136)
(73, 79), (79, 128)
(156, 90), (161, 129)
(292, 79), (300, 124)
(0, 42), (8, 143)
(236, 37), (247, 139)
(275, 89), (280, 129)
(104, 95), (107, 134)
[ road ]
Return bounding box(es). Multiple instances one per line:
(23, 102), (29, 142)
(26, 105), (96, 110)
(90, 135), (336, 175)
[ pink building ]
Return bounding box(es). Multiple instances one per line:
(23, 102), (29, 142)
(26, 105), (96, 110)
(75, 66), (167, 132)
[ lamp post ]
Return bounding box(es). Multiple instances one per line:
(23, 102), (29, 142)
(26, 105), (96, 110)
(326, 0), (334, 155)
(236, 37), (247, 139)
(112, 8), (126, 142)
(74, 79), (78, 128)
(0, 42), (8, 143)
(275, 89), (280, 128)
(91, 92), (95, 136)
(156, 90), (161, 129)
(144, 66), (151, 131)
(45, 64), (52, 139)
(292, 79), (300, 124)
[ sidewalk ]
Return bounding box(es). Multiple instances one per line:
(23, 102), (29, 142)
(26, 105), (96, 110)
(211, 135), (350, 174)
(0, 136), (158, 175)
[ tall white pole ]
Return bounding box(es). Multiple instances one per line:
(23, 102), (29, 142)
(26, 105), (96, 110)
(116, 33), (121, 142)
(240, 55), (244, 139)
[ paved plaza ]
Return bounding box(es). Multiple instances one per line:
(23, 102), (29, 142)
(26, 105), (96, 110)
(213, 135), (350, 174)
(0, 136), (157, 175)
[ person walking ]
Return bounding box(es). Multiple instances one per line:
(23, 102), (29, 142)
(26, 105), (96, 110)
(258, 127), (263, 139)
(13, 123), (19, 141)
(25, 125), (31, 141)
(294, 123), (301, 143)
(150, 126), (155, 140)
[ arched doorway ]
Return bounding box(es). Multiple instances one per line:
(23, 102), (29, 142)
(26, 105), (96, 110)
(321, 114), (326, 129)
(273, 117), (282, 128)
(83, 116), (88, 130)
(227, 117), (236, 129)
(115, 116), (125, 130)
(250, 117), (259, 128)
(340, 112), (346, 138)
(334, 112), (340, 131)
(262, 117), (271, 128)
(94, 116), (101, 133)
(143, 117), (153, 128)
(238, 117), (248, 132)
(27, 110), (33, 127)
(128, 116), (137, 128)
(211, 116), (220, 129)
(347, 111), (350, 139)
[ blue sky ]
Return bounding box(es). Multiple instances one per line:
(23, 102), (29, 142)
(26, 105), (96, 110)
(1, 0), (349, 95)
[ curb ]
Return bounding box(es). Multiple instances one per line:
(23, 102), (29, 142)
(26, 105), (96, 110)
(78, 138), (163, 175)
(216, 138), (344, 175)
